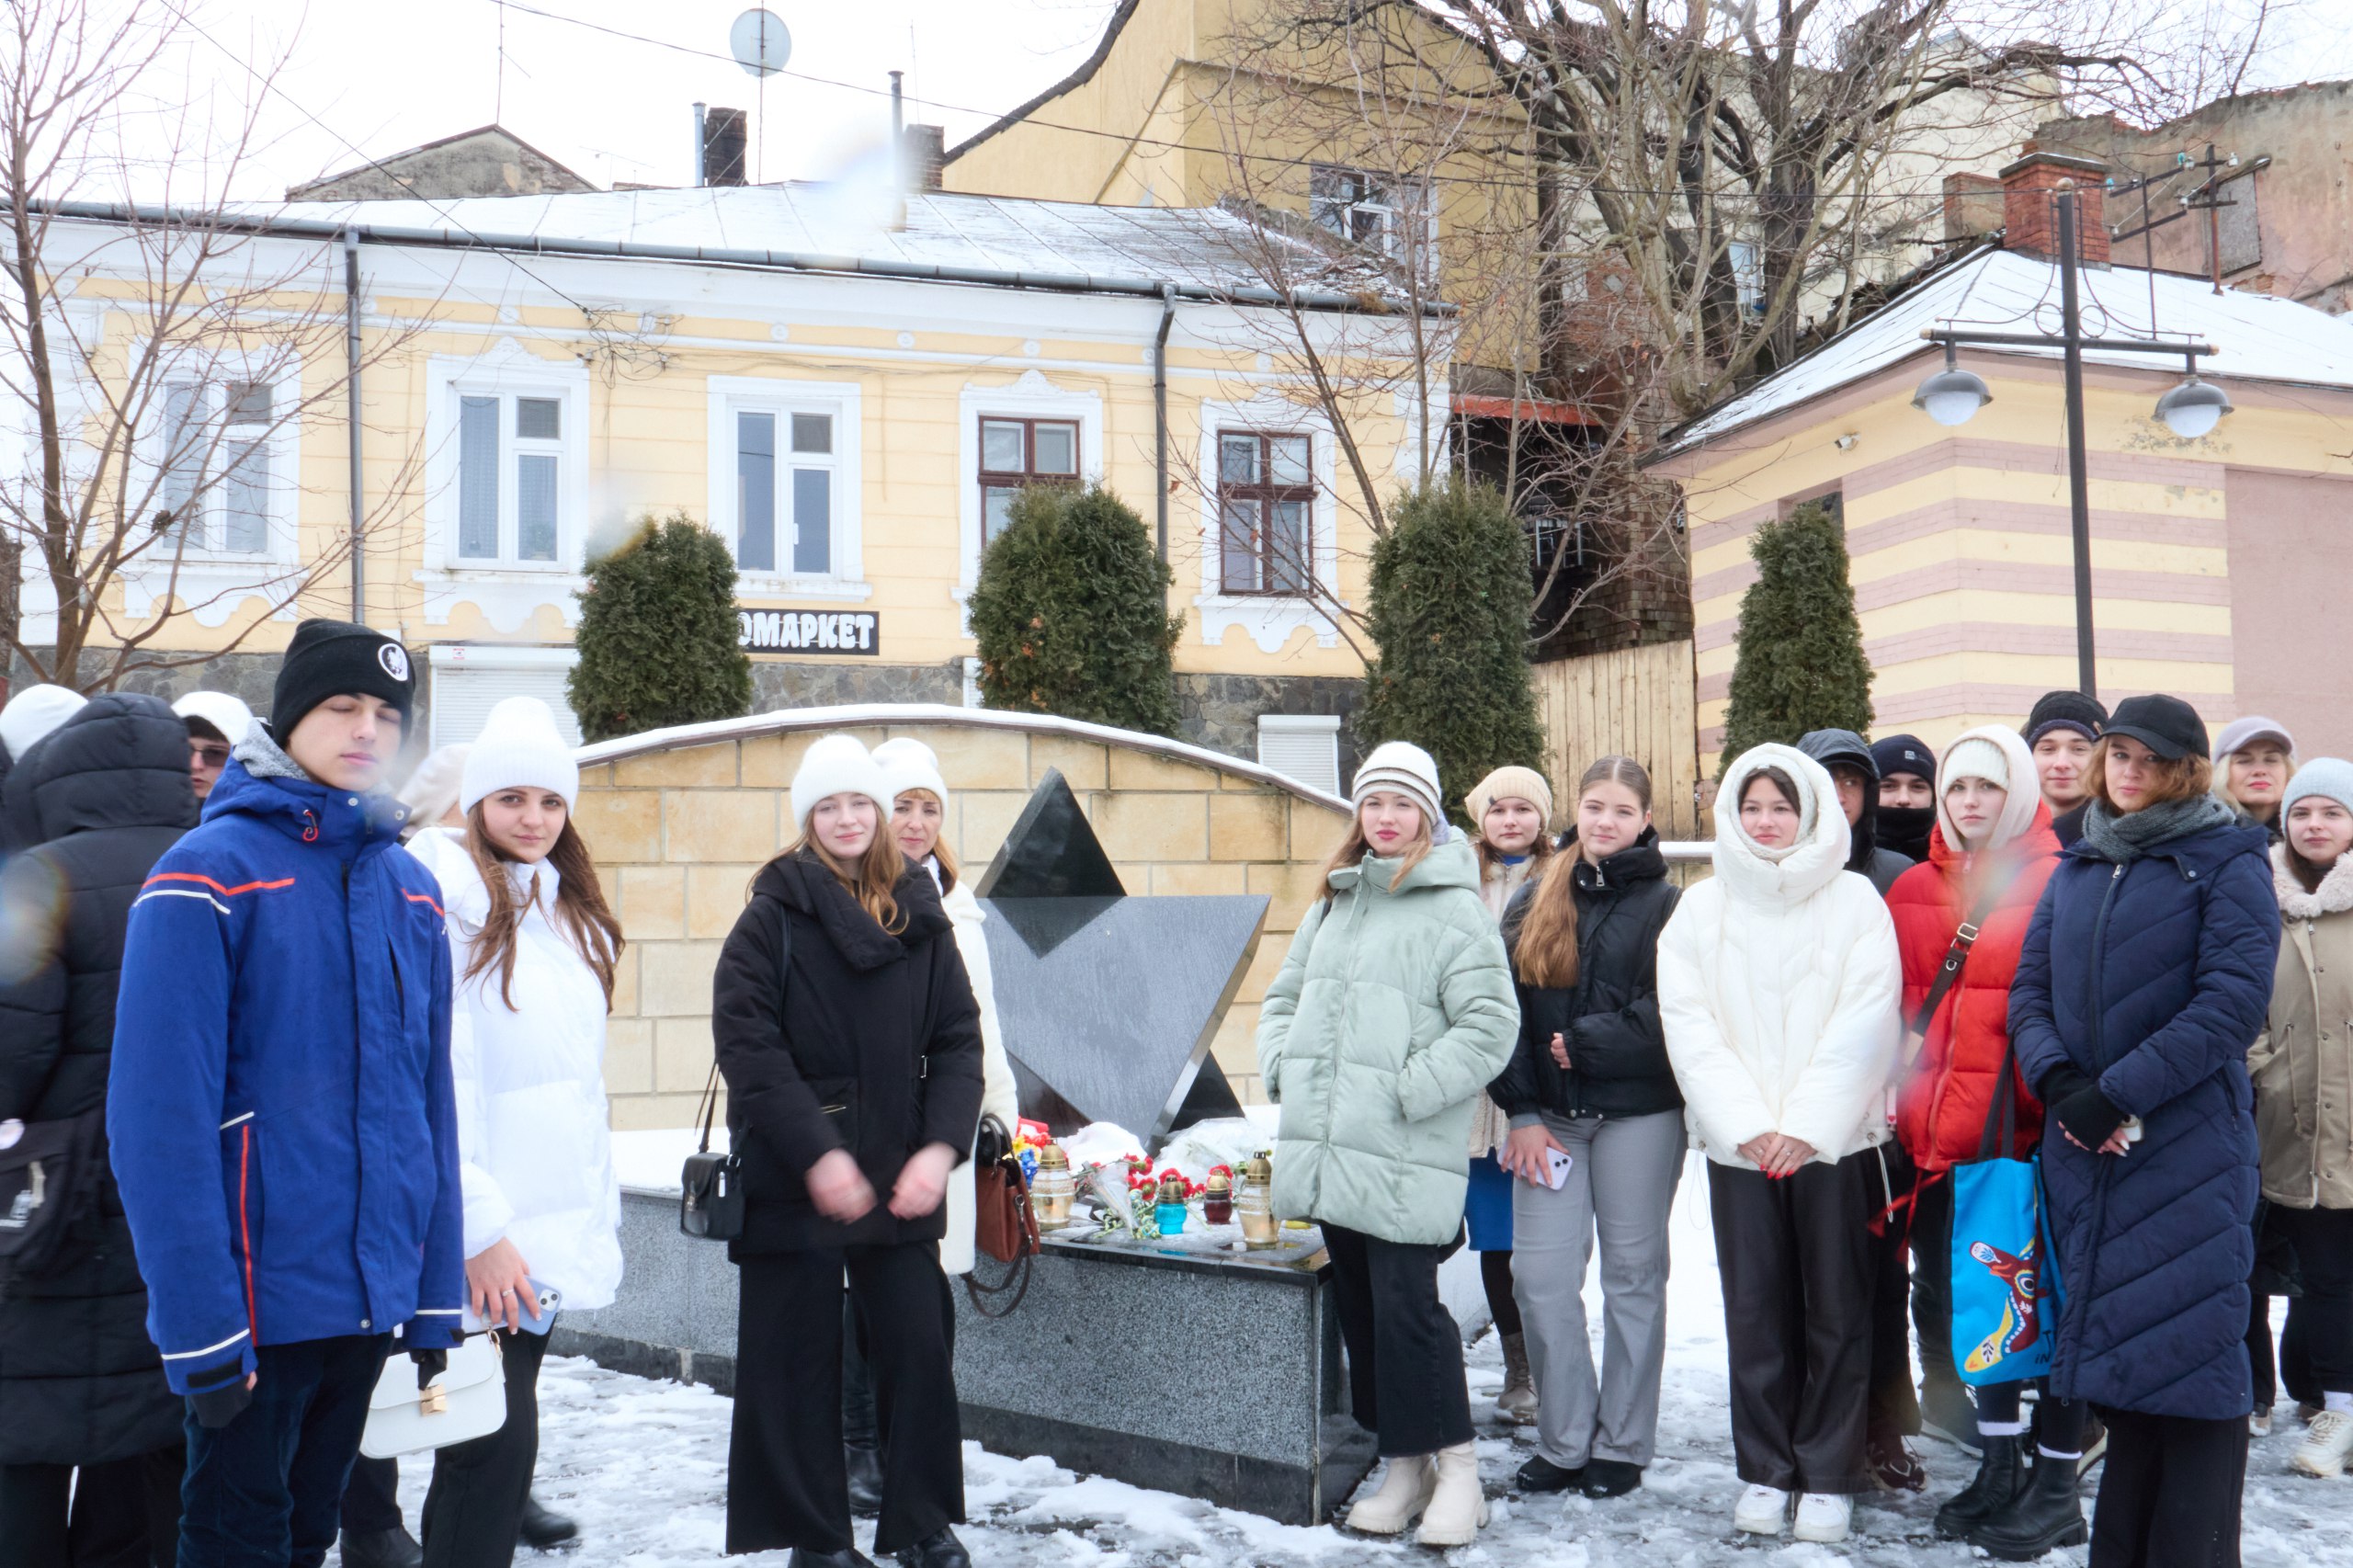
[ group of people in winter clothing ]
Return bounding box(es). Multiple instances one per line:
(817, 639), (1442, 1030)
(0, 624), (628, 1568)
(1257, 685), (2336, 1566)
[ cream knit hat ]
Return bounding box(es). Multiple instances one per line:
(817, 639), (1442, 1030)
(872, 736), (951, 811)
(460, 698), (579, 813)
(790, 733), (894, 835)
(1353, 741), (1445, 830)
(1464, 765), (1554, 835)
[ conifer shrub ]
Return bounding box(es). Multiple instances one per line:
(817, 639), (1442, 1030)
(568, 511), (753, 743)
(969, 483), (1184, 735)
(1719, 501), (1873, 762)
(1358, 479), (1547, 822)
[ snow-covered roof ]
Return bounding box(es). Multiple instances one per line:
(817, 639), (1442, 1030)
(1658, 246), (2353, 456)
(571, 700), (1353, 811)
(247, 184), (1384, 305)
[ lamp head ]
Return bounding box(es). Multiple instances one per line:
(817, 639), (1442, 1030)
(2154, 375), (2231, 440)
(1912, 365), (1992, 427)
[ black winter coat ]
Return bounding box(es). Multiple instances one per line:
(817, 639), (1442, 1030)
(1492, 831), (1683, 1122)
(710, 850), (984, 1256)
(0, 694), (198, 1465)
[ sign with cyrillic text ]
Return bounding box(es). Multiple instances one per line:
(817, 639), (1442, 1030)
(737, 609), (881, 656)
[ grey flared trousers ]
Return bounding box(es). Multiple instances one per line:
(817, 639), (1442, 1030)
(1508, 1109), (1688, 1471)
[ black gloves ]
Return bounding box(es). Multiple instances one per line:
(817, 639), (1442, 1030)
(186, 1356), (253, 1429)
(410, 1347), (448, 1390)
(2040, 1064), (2128, 1149)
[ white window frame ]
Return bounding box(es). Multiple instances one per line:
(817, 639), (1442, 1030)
(704, 375), (868, 600)
(1193, 394), (1343, 653)
(1309, 164), (1437, 272)
(132, 352), (303, 567)
(955, 370), (1103, 608)
(423, 338), (591, 575)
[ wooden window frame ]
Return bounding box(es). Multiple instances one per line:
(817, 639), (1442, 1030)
(978, 416), (1082, 544)
(1217, 429), (1316, 597)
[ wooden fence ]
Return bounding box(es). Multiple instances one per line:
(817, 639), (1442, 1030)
(1533, 640), (1702, 840)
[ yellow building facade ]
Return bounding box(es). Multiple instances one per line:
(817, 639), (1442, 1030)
(35, 186), (1435, 783)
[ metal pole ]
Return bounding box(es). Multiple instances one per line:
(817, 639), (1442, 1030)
(345, 229), (364, 623)
(1153, 284), (1176, 562)
(2056, 190), (2097, 699)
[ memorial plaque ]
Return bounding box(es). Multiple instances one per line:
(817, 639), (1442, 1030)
(974, 770), (1264, 1142)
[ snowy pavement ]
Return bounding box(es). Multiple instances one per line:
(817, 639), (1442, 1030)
(373, 1155), (2350, 1566)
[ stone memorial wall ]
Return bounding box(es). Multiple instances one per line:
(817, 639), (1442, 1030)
(569, 704), (1352, 1130)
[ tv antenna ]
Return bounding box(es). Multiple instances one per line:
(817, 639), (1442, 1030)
(729, 9), (791, 184)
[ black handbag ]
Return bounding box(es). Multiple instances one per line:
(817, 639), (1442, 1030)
(0, 1110), (101, 1278)
(680, 903), (791, 1241)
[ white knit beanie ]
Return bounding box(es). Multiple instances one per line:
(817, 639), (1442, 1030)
(1352, 741), (1445, 831)
(397, 744), (472, 829)
(460, 697), (579, 812)
(1940, 735), (2010, 794)
(173, 689), (256, 746)
(0, 685), (87, 762)
(872, 736), (950, 812)
(790, 733), (894, 835)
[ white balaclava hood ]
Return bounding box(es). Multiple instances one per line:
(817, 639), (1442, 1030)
(1711, 743), (1852, 906)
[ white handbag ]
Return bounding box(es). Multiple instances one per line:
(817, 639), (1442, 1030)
(359, 1335), (507, 1459)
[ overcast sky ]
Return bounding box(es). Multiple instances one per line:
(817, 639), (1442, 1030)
(117, 0), (2353, 201)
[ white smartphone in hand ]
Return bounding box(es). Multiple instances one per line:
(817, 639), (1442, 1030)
(1541, 1147), (1574, 1191)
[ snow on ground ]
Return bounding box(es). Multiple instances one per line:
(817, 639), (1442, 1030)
(375, 1154), (2351, 1567)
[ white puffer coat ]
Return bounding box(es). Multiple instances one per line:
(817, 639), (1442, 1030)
(937, 871), (1022, 1276)
(411, 829), (623, 1310)
(1657, 744), (1902, 1170)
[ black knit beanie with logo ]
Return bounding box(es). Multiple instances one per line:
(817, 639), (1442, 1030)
(270, 619), (416, 736)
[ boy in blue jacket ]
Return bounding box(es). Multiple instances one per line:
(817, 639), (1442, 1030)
(109, 619), (465, 1568)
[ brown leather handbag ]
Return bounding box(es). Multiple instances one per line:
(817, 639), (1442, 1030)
(964, 1115), (1040, 1318)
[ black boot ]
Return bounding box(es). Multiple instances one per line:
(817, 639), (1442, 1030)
(518, 1494), (579, 1550)
(1514, 1454), (1585, 1492)
(892, 1528), (972, 1568)
(1579, 1458), (1643, 1498)
(1933, 1434), (2025, 1538)
(1968, 1450), (2088, 1561)
(787, 1551), (877, 1568)
(845, 1439), (885, 1518)
(338, 1528), (424, 1568)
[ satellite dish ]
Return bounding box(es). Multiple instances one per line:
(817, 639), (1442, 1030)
(730, 9), (791, 77)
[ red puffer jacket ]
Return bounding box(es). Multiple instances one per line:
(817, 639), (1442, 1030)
(1888, 811), (2062, 1173)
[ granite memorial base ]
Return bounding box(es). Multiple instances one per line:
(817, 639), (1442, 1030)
(555, 1190), (1375, 1527)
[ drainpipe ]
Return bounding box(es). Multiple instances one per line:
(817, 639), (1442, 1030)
(1153, 283), (1176, 562)
(345, 228), (364, 622)
(693, 103), (707, 186)
(889, 73), (906, 231)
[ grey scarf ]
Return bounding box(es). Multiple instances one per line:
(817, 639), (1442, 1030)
(2078, 790), (2237, 863)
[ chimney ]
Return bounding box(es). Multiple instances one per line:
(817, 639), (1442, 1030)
(1997, 149), (2110, 266)
(1942, 172), (2003, 243)
(904, 124), (946, 192)
(701, 108), (749, 187)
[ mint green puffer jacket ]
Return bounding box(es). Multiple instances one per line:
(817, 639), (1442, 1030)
(1256, 836), (1520, 1245)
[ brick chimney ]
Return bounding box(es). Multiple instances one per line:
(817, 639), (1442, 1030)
(1998, 149), (2110, 266)
(903, 124), (946, 192)
(1942, 172), (2003, 243)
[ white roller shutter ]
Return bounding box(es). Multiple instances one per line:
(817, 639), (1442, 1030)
(1256, 714), (1341, 795)
(428, 646), (583, 749)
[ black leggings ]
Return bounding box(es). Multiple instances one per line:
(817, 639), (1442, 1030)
(1323, 1221), (1474, 1458)
(1975, 1385), (2087, 1453)
(1482, 1250), (1523, 1339)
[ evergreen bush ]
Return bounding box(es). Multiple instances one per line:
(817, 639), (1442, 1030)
(1718, 501), (1873, 763)
(1358, 479), (1547, 822)
(969, 483), (1184, 735)
(568, 511), (753, 743)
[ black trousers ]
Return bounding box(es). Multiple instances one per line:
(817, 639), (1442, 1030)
(1910, 1174), (1959, 1390)
(2088, 1408), (2247, 1568)
(338, 1457), (401, 1536)
(728, 1245), (962, 1556)
(419, 1330), (548, 1568)
(2271, 1206), (2353, 1394)
(1867, 1145), (1922, 1437)
(0, 1447), (184, 1568)
(1321, 1221), (1472, 1459)
(177, 1335), (390, 1568)
(1709, 1153), (1877, 1495)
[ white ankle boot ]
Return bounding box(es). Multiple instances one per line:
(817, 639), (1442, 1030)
(1346, 1454), (1435, 1535)
(1733, 1483), (1790, 1535)
(1415, 1443), (1489, 1548)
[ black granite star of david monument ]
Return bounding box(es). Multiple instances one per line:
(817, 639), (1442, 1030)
(972, 769), (1266, 1144)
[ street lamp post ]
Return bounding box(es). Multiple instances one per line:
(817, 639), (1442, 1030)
(1912, 187), (2228, 699)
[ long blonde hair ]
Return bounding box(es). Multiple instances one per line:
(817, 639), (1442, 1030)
(778, 820), (910, 934)
(1319, 805), (1434, 907)
(900, 788), (960, 892)
(460, 807), (625, 1010)
(1513, 756), (1653, 990)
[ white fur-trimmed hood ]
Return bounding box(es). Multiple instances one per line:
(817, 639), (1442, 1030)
(2274, 840), (2353, 920)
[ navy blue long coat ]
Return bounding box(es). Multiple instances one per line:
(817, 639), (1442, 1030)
(2009, 817), (2278, 1420)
